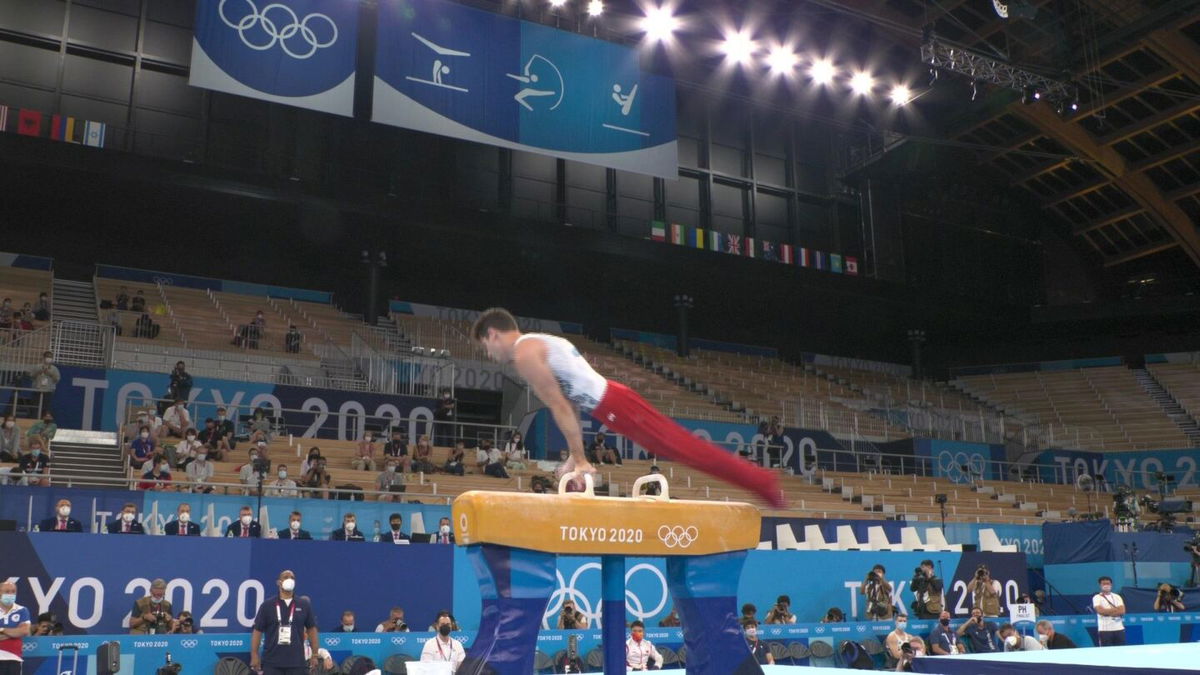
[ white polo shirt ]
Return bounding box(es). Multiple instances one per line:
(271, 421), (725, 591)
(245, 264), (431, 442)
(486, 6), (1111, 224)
(1092, 591), (1125, 632)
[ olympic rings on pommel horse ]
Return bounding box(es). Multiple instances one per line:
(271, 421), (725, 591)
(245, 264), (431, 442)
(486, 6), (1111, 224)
(451, 472), (765, 675)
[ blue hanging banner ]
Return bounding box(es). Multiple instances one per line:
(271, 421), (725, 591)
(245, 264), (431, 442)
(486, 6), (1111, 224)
(372, 0), (678, 178)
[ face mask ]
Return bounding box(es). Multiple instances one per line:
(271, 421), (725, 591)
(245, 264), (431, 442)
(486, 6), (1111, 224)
(391, 523), (402, 532)
(196, 454), (206, 462)
(179, 512), (191, 523)
(440, 525), (451, 535)
(160, 464), (170, 473)
(0, 594), (15, 606)
(151, 596), (163, 604)
(365, 436), (373, 443)
(387, 465), (396, 473)
(241, 515), (252, 526)
(439, 624), (452, 636)
(632, 632), (643, 642)
(1005, 635), (1019, 648)
(123, 512), (135, 522)
(140, 432), (149, 439)
(250, 454), (258, 462)
(44, 357), (53, 364)
(345, 521), (356, 531)
(896, 622), (907, 630)
(58, 506), (71, 517)
(290, 521), (301, 531)
(1101, 585), (1112, 593)
(281, 578), (295, 592)
(914, 648), (924, 656)
(344, 624), (354, 631)
(187, 435), (196, 440)
(940, 618), (950, 627)
(218, 415), (226, 421)
(745, 628), (757, 638)
(4, 421), (12, 428)
(31, 448), (41, 456)
(278, 470), (287, 479)
(1038, 634), (1049, 644)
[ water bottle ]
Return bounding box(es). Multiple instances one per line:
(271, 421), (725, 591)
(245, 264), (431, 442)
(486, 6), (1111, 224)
(166, 651), (172, 664)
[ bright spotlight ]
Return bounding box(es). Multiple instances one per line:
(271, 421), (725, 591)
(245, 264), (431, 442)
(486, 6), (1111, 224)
(766, 46), (798, 75)
(721, 30), (755, 65)
(549, 0), (567, 6)
(850, 71), (874, 95)
(809, 59), (835, 85)
(889, 84), (912, 106)
(642, 4), (679, 42)
(587, 0), (603, 16)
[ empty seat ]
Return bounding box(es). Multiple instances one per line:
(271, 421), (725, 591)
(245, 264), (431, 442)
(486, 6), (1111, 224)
(803, 524), (837, 551)
(835, 525), (868, 551)
(868, 526), (903, 551)
(978, 528), (1018, 553)
(923, 528), (963, 552)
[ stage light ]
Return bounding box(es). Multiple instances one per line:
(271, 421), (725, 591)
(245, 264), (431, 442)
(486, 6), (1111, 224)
(849, 71), (874, 95)
(721, 30), (755, 65)
(549, 0), (567, 7)
(809, 59), (835, 85)
(641, 4), (679, 42)
(587, 0), (603, 16)
(1022, 84), (1040, 104)
(889, 84), (912, 106)
(766, 45), (798, 75)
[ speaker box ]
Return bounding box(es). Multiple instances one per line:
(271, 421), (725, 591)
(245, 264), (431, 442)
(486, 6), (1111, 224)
(98, 640), (120, 674)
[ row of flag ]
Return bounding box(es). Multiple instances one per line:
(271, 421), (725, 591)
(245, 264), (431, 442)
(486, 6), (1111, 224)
(0, 105), (107, 148)
(650, 221), (859, 275)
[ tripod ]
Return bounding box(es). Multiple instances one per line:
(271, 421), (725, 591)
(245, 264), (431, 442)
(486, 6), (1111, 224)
(1123, 542), (1139, 587)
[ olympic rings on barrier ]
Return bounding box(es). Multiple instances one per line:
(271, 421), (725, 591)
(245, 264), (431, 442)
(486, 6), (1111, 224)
(218, 0), (338, 59)
(657, 525), (698, 549)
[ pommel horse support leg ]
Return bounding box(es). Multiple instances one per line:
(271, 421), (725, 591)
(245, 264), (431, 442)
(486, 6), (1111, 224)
(453, 473), (765, 675)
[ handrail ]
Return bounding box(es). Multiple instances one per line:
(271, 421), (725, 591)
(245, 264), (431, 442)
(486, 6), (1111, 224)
(154, 281), (188, 347)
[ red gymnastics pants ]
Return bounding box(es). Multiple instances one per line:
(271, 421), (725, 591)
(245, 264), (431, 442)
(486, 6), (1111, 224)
(591, 380), (785, 508)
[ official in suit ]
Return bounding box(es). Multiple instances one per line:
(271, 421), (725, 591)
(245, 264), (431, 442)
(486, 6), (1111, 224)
(225, 506), (263, 538)
(329, 513), (365, 542)
(282, 511), (312, 540)
(163, 504), (202, 536)
(38, 498), (83, 532)
(106, 503), (146, 534)
(430, 517), (455, 544)
(380, 513), (411, 544)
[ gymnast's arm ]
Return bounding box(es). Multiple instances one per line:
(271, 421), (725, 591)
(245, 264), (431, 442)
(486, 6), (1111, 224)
(513, 340), (586, 463)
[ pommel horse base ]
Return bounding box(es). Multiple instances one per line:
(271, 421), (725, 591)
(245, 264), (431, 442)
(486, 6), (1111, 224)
(451, 473), (765, 675)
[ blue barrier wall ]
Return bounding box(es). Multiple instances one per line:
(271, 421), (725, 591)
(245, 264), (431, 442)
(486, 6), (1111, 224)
(1035, 448), (1200, 489)
(0, 251), (53, 270)
(95, 264), (332, 303)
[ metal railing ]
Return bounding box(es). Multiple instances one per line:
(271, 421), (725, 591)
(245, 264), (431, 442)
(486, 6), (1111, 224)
(0, 384), (54, 419)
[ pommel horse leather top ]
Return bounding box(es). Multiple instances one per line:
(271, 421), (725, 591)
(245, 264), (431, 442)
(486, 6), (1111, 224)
(451, 473), (761, 556)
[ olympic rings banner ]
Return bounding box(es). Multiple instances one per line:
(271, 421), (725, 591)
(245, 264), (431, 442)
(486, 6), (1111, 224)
(371, 0), (679, 178)
(915, 439), (1007, 484)
(190, 0), (360, 116)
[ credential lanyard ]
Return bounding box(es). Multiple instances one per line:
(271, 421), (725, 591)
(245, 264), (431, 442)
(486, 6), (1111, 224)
(276, 600), (297, 626)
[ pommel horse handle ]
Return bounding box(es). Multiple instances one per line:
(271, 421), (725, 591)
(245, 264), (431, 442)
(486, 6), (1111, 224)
(556, 470), (596, 495)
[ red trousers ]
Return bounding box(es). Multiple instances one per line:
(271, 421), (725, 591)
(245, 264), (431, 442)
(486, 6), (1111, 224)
(592, 381), (784, 507)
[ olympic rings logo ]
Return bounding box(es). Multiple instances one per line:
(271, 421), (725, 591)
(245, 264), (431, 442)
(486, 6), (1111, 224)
(22, 642), (36, 652)
(325, 637), (340, 646)
(391, 637), (406, 646)
(937, 450), (986, 483)
(218, 0), (338, 60)
(543, 563), (669, 628)
(180, 639), (199, 648)
(657, 525), (698, 549)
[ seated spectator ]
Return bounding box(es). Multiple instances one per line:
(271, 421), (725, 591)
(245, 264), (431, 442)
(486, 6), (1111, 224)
(106, 502), (146, 534)
(133, 312), (159, 339)
(128, 426), (157, 472)
(33, 292), (51, 321)
(285, 325), (302, 353)
(625, 620), (662, 671)
(330, 512), (365, 541)
(225, 505), (261, 538)
(239, 448), (268, 494)
(382, 429), (412, 473)
(235, 311), (266, 349)
(38, 498), (82, 532)
(375, 607), (409, 632)
(130, 289), (146, 313)
(412, 435), (435, 473)
(556, 599), (588, 629)
(443, 440), (465, 475)
(740, 603), (757, 624)
(195, 419), (227, 460)
(300, 447), (322, 475)
(138, 457), (172, 490)
(998, 624), (1043, 652)
(184, 449), (215, 493)
(266, 463), (299, 497)
(503, 432), (527, 470)
(1036, 620), (1075, 649)
(381, 513), (410, 544)
(282, 511), (311, 540)
(353, 431), (378, 472)
(213, 407), (236, 452)
(377, 459), (405, 501)
(301, 455), (331, 499)
(764, 595), (796, 624)
(18, 439), (51, 487)
(164, 503), (201, 536)
(159, 399), (191, 439)
(27, 411), (57, 442)
(588, 432), (621, 465)
(16, 303), (34, 331)
(171, 428), (204, 469)
(432, 517), (454, 544)
(482, 440), (509, 479)
(956, 607), (1000, 653)
(330, 610), (357, 632)
(643, 465), (663, 496)
(0, 415), (21, 461)
(115, 286), (130, 311)
(886, 615), (915, 665)
(930, 610), (965, 655)
(247, 408), (273, 444)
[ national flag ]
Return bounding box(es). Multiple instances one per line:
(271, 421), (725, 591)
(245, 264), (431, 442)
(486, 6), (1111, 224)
(669, 223), (685, 245)
(744, 237), (756, 258)
(725, 234), (742, 255)
(814, 250), (825, 270)
(830, 253), (843, 273)
(691, 226), (706, 249)
(50, 114), (79, 142)
(17, 109), (42, 136)
(709, 231), (723, 252)
(845, 256), (859, 275)
(83, 120), (106, 148)
(799, 247), (810, 267)
(761, 240), (777, 262)
(780, 244), (794, 264)
(650, 221), (666, 242)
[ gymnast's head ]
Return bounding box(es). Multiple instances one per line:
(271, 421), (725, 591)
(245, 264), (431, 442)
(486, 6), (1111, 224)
(472, 307), (521, 362)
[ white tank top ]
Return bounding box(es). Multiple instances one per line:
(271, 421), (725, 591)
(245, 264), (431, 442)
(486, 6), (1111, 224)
(515, 333), (608, 412)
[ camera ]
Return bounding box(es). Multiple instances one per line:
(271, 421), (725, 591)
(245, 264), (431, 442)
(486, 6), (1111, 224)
(867, 571), (880, 582)
(1159, 585), (1181, 599)
(975, 565), (989, 579)
(900, 642), (913, 655)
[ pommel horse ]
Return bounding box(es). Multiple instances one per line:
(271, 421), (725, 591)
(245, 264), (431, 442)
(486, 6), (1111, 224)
(451, 472), (765, 675)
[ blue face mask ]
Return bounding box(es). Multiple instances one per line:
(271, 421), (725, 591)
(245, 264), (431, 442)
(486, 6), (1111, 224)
(31, 448), (41, 456)
(0, 593), (15, 606)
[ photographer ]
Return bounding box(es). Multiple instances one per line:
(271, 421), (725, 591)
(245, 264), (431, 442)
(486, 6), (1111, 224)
(301, 455), (332, 499)
(968, 565), (1003, 618)
(764, 594), (796, 624)
(820, 607), (845, 624)
(910, 560), (945, 620)
(1155, 583), (1185, 612)
(239, 447), (270, 496)
(170, 610), (201, 634)
(556, 599), (589, 629)
(895, 637), (926, 672)
(955, 607), (1000, 653)
(375, 607), (409, 633)
(130, 579), (173, 635)
(1186, 537), (1200, 587)
(863, 564), (895, 620)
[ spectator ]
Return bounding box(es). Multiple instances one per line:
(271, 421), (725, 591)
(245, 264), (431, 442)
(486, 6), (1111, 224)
(330, 611), (356, 632)
(412, 435), (435, 473)
(0, 415), (21, 461)
(764, 595), (796, 624)
(1035, 620), (1075, 649)
(26, 411), (56, 443)
(282, 511), (311, 540)
(377, 459), (405, 501)
(133, 312), (159, 339)
(624, 620), (662, 671)
(420, 612), (465, 671)
(434, 389), (456, 446)
(353, 431), (378, 472)
(106, 306), (122, 335)
(956, 607), (1000, 653)
(863, 564), (895, 620)
(300, 447), (322, 475)
(375, 607), (409, 633)
(998, 624), (1043, 652)
(33, 291), (50, 321)
(129, 579), (172, 635)
(130, 289), (146, 313)
(196, 419), (228, 460)
(239, 448), (268, 494)
(556, 599), (588, 629)
(589, 432), (621, 465)
(742, 618), (773, 665)
(138, 457), (172, 491)
(17, 439), (50, 487)
(432, 517), (454, 544)
(106, 502), (146, 534)
(910, 560), (945, 620)
(821, 607), (845, 623)
(330, 513), (365, 542)
(115, 286), (130, 310)
(483, 439), (510, 478)
(740, 603), (757, 624)
(0, 298), (12, 335)
(225, 505), (262, 538)
(968, 565), (1003, 618)
(15, 303), (34, 332)
(381, 513), (410, 544)
(885, 615), (915, 664)
(235, 311), (266, 349)
(929, 610), (964, 655)
(164, 503), (201, 536)
(248, 408), (273, 444)
(503, 432), (527, 470)
(172, 428), (204, 469)
(160, 399), (192, 440)
(285, 325), (303, 353)
(658, 606), (680, 627)
(443, 440), (465, 475)
(168, 361), (193, 402)
(266, 463), (299, 498)
(212, 407), (237, 453)
(170, 610), (199, 634)
(129, 426), (157, 473)
(38, 498), (82, 532)
(1155, 583), (1185, 612)
(32, 612), (60, 636)
(382, 429), (412, 473)
(28, 351), (59, 417)
(1093, 576), (1126, 646)
(301, 455), (331, 499)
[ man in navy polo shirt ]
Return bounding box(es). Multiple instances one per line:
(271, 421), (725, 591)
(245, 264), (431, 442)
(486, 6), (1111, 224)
(251, 570), (318, 674)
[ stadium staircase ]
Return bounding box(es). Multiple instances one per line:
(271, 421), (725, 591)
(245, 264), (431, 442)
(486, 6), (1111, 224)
(48, 430), (126, 488)
(51, 278), (98, 322)
(1134, 367), (1200, 447)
